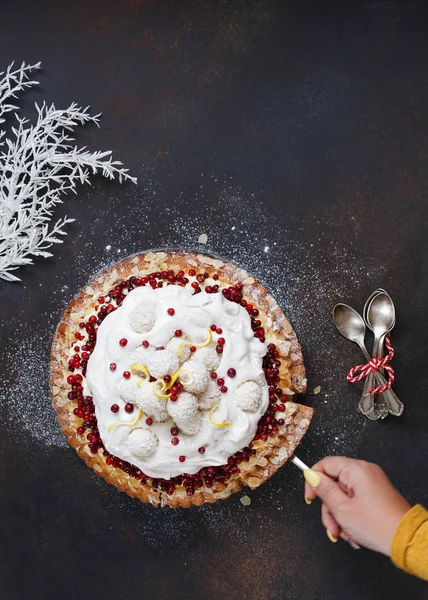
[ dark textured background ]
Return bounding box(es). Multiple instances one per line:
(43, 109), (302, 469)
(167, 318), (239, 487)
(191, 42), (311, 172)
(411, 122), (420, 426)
(1, 1), (428, 599)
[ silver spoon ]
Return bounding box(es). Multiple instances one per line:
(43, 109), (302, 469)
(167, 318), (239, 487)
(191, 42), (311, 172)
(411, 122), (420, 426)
(366, 294), (403, 416)
(332, 304), (397, 420)
(363, 288), (387, 329)
(361, 289), (389, 417)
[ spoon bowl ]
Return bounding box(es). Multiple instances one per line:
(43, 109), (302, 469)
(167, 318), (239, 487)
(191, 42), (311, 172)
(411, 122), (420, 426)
(333, 303), (368, 348)
(363, 288), (387, 329)
(367, 293), (395, 337)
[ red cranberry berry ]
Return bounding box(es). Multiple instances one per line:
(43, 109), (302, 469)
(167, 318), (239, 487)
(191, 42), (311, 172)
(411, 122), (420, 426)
(119, 338), (128, 347)
(213, 274), (219, 280)
(171, 438), (179, 445)
(164, 375), (172, 383)
(125, 403), (134, 413)
(142, 340), (149, 348)
(216, 345), (223, 354)
(218, 337), (225, 346)
(123, 371), (131, 379)
(175, 329), (182, 337)
(210, 324), (217, 331)
(110, 404), (119, 413)
(167, 308), (175, 316)
(179, 455), (186, 463)
(146, 418), (153, 426)
(198, 447), (206, 454)
(211, 372), (217, 380)
(220, 386), (228, 393)
(110, 363), (117, 372)
(227, 368), (236, 378)
(170, 394), (178, 402)
(189, 346), (197, 353)
(217, 378), (225, 386)
(77, 426), (84, 435)
(67, 375), (75, 384)
(171, 427), (179, 436)
(188, 269), (196, 276)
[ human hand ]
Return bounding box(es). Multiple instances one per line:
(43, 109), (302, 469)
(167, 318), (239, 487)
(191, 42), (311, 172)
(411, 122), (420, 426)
(304, 456), (411, 555)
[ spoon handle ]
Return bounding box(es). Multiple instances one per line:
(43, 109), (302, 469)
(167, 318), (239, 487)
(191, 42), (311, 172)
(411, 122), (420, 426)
(377, 332), (385, 375)
(376, 375), (404, 416)
(376, 334), (403, 416)
(359, 379), (376, 417)
(362, 369), (404, 416)
(355, 340), (403, 417)
(358, 335), (381, 417)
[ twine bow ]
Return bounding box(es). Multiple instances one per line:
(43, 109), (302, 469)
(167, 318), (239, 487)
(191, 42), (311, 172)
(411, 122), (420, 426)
(347, 334), (395, 394)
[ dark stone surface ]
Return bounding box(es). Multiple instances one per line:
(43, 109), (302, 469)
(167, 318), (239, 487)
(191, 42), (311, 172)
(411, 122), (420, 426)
(1, 1), (428, 598)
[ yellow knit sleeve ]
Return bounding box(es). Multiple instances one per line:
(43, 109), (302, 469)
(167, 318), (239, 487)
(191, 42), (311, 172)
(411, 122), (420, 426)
(391, 504), (428, 581)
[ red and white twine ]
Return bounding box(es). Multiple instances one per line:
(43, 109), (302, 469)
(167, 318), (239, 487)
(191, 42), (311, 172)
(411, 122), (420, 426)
(347, 334), (395, 394)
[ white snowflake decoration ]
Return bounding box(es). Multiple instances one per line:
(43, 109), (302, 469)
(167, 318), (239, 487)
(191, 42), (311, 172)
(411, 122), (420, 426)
(0, 61), (137, 282)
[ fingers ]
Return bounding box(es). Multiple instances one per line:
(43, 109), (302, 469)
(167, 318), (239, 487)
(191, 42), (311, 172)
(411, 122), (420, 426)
(321, 502), (341, 540)
(310, 456), (359, 483)
(304, 456), (360, 503)
(305, 482), (317, 502)
(304, 470), (348, 509)
(304, 458), (352, 503)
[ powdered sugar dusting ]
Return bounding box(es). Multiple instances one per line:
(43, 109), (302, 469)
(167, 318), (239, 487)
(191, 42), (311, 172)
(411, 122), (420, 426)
(1, 324), (67, 448)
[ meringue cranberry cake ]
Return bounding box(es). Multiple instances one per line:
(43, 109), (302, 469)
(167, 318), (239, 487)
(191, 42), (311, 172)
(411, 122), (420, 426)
(50, 251), (312, 507)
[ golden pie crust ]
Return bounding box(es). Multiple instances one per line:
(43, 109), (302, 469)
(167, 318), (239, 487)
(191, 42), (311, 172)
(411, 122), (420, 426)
(50, 251), (312, 507)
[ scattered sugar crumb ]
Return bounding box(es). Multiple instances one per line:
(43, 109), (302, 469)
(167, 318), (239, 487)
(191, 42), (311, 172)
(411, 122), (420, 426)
(198, 233), (208, 244)
(240, 494), (251, 506)
(313, 386), (321, 395)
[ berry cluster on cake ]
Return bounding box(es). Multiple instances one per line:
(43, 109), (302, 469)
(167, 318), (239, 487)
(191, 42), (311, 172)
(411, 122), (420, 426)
(51, 252), (312, 507)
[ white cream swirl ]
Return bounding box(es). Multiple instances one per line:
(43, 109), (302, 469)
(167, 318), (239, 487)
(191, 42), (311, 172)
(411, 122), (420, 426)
(86, 285), (268, 479)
